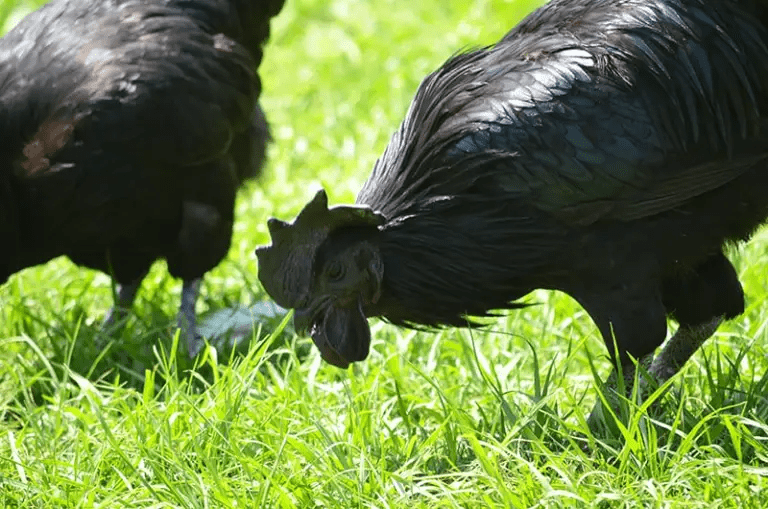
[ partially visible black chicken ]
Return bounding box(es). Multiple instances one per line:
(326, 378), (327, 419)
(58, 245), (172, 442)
(0, 0), (285, 356)
(257, 0), (768, 408)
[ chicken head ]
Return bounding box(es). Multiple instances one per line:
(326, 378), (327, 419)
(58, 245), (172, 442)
(256, 189), (386, 367)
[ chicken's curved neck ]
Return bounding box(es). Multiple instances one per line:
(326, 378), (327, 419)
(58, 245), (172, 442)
(371, 208), (556, 328)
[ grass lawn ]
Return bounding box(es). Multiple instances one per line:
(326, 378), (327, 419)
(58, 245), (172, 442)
(3, 0), (768, 506)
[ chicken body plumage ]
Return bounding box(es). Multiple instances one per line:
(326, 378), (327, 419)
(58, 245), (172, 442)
(0, 0), (285, 355)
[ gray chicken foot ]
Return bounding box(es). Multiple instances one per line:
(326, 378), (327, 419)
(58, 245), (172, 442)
(101, 273), (147, 332)
(588, 317), (722, 428)
(177, 278), (205, 357)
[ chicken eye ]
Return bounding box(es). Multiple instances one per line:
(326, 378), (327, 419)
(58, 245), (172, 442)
(326, 261), (345, 281)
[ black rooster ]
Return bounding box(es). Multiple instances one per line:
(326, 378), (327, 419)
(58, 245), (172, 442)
(0, 0), (285, 356)
(257, 0), (768, 406)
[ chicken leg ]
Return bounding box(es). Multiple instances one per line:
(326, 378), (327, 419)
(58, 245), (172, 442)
(102, 273), (205, 357)
(102, 272), (148, 331)
(178, 278), (205, 357)
(574, 277), (668, 427)
(587, 252), (743, 427)
(649, 317), (723, 382)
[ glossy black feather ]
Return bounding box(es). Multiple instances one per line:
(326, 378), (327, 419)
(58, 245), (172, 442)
(360, 0), (768, 221)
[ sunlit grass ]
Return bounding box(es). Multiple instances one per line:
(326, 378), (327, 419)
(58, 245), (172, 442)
(2, 0), (768, 506)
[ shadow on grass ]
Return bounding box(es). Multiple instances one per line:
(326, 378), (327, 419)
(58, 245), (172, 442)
(0, 300), (309, 420)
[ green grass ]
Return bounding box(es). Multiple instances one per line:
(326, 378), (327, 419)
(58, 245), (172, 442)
(3, 0), (768, 506)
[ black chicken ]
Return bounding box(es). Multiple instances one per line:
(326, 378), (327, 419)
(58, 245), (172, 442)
(0, 0), (285, 356)
(257, 0), (768, 408)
